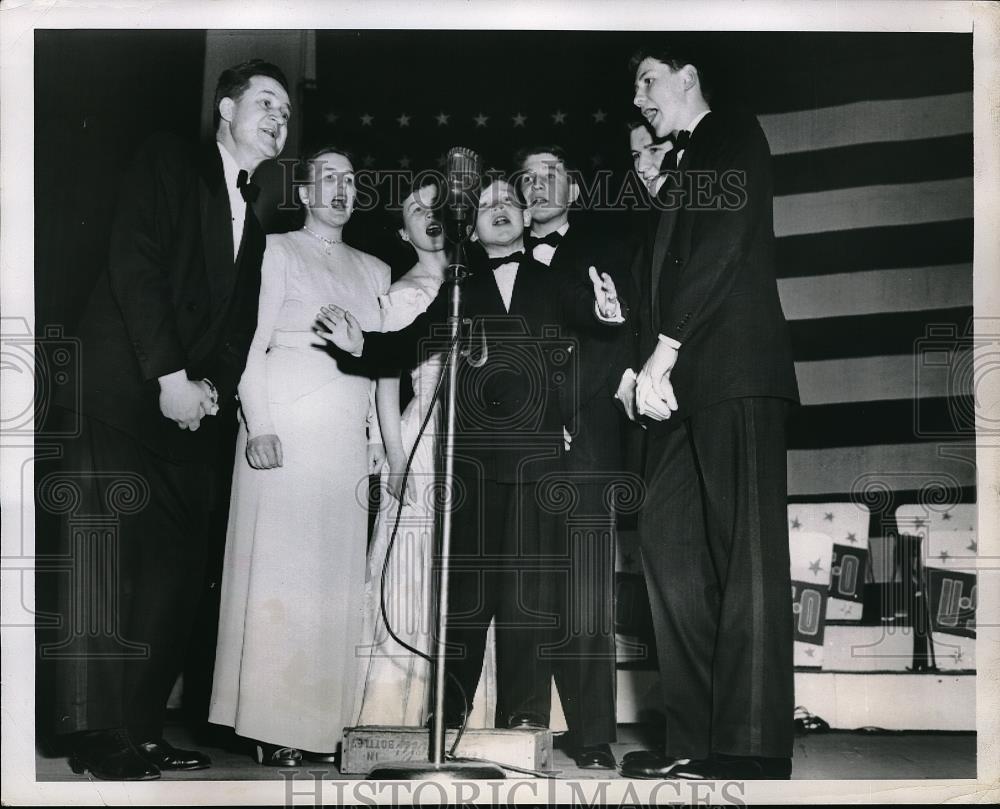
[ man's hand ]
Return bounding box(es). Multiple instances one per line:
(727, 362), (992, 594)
(158, 370), (211, 431)
(635, 341), (680, 421)
(615, 369), (639, 423)
(246, 434), (283, 469)
(368, 443), (387, 476)
(314, 305), (364, 356)
(589, 266), (623, 321)
(385, 450), (415, 506)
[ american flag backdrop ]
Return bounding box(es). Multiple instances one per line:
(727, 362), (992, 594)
(302, 30), (975, 515)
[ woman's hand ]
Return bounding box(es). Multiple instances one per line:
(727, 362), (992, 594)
(314, 305), (364, 355)
(385, 449), (416, 506)
(368, 443), (387, 475)
(247, 433), (283, 469)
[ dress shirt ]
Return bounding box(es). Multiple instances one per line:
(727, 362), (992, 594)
(216, 141), (249, 261)
(528, 221), (570, 267)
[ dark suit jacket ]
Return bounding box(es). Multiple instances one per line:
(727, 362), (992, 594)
(544, 224), (636, 479)
(632, 109), (799, 431)
(58, 133), (264, 460)
(360, 253), (623, 482)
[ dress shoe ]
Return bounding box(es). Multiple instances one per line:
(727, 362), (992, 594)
(135, 739), (211, 771)
(302, 750), (339, 765)
(255, 742), (303, 767)
(69, 729), (160, 781)
(619, 751), (685, 779)
(506, 711), (548, 730)
(569, 743), (616, 770)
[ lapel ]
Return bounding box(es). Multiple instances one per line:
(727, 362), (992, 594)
(198, 142), (237, 314)
(648, 111), (713, 322)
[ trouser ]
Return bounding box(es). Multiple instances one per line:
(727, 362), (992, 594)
(638, 397), (794, 759)
(42, 412), (213, 741)
(442, 463), (617, 746)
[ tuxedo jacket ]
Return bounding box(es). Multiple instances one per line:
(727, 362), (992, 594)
(59, 133), (265, 460)
(361, 253), (623, 483)
(632, 108), (799, 431)
(544, 224), (637, 476)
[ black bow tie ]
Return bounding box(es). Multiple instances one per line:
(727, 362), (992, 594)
(485, 251), (523, 271)
(669, 130), (692, 152)
(526, 231), (564, 252)
(237, 169), (260, 204)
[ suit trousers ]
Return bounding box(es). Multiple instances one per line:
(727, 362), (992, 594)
(43, 411), (214, 740)
(442, 459), (616, 745)
(638, 397), (794, 759)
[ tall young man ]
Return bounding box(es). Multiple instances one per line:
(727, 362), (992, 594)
(619, 45), (799, 780)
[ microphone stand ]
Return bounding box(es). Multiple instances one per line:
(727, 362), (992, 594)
(367, 227), (506, 781)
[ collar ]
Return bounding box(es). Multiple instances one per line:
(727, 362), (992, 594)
(530, 221), (570, 240)
(684, 109), (711, 136)
(216, 141), (249, 194)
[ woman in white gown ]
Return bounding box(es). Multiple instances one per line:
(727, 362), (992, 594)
(209, 147), (389, 766)
(353, 180), (497, 728)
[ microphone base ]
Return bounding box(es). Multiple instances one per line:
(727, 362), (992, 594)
(366, 760), (507, 781)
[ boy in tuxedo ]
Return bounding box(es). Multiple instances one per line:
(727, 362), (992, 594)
(315, 176), (623, 752)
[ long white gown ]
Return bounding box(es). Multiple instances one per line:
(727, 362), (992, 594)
(209, 231), (389, 752)
(353, 280), (498, 728)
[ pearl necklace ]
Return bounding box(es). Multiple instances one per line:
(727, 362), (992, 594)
(303, 225), (343, 252)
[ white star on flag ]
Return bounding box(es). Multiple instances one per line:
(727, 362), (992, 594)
(512, 112), (527, 127)
(552, 109), (567, 124)
(474, 113), (489, 127)
(360, 113), (374, 126)
(398, 155), (411, 168)
(397, 113), (411, 127)
(592, 109), (607, 123)
(435, 112), (450, 126)
(362, 154), (376, 167)
(325, 111), (339, 124)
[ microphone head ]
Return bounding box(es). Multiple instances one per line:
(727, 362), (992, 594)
(443, 146), (482, 243)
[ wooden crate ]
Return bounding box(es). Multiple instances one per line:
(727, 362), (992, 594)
(341, 725), (553, 774)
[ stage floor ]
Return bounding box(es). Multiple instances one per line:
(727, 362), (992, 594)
(36, 721), (976, 782)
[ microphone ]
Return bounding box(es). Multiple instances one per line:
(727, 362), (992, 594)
(442, 146), (481, 243)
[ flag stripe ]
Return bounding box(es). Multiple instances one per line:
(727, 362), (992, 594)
(775, 219), (972, 279)
(788, 306), (971, 362)
(778, 264), (972, 321)
(794, 353), (971, 406)
(787, 442), (976, 498)
(773, 178), (972, 238)
(760, 92), (972, 156)
(772, 134), (971, 197)
(788, 397), (974, 449)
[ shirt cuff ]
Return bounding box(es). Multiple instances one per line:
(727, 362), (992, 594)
(595, 301), (625, 324)
(657, 333), (682, 350)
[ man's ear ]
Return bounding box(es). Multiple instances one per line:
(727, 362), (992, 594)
(398, 227), (410, 243)
(680, 64), (698, 92)
(218, 97), (235, 124)
(521, 207), (532, 228)
(297, 184), (310, 206)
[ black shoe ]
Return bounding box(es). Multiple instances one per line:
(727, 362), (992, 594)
(302, 750), (339, 765)
(255, 742), (303, 767)
(69, 729), (161, 781)
(619, 752), (686, 779)
(569, 743), (616, 770)
(506, 711), (548, 730)
(135, 739), (211, 771)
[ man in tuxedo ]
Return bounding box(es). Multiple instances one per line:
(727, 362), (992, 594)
(616, 45), (799, 780)
(509, 146), (637, 769)
(314, 176), (623, 751)
(46, 59), (291, 780)
(628, 120), (673, 199)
